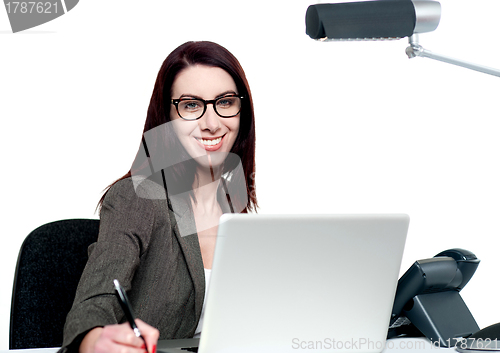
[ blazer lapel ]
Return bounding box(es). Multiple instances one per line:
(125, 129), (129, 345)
(168, 195), (205, 324)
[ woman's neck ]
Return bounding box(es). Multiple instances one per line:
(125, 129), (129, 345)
(191, 162), (222, 213)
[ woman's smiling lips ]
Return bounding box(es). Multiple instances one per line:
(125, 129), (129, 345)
(194, 134), (226, 151)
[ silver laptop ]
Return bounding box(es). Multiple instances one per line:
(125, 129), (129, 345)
(158, 214), (409, 353)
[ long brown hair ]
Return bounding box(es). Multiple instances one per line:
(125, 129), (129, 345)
(98, 41), (257, 212)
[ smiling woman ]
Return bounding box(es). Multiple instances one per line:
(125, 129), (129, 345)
(59, 41), (258, 353)
(170, 65), (241, 162)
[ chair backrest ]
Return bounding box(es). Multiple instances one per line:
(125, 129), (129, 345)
(10, 219), (100, 349)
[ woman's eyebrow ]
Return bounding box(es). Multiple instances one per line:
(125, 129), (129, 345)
(215, 90), (238, 98)
(178, 90), (238, 100)
(179, 93), (203, 99)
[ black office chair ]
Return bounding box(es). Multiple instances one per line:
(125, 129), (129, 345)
(10, 219), (100, 349)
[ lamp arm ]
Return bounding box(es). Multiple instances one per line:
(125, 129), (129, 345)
(406, 34), (500, 78)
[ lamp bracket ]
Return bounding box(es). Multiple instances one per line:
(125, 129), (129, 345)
(406, 34), (500, 78)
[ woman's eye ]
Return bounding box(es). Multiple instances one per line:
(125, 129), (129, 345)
(181, 100), (202, 111)
(217, 97), (235, 109)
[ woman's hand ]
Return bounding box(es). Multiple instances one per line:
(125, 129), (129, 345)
(79, 319), (159, 353)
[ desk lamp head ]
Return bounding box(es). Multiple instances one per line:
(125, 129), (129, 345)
(305, 0), (441, 41)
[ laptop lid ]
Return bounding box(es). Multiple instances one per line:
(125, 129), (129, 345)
(198, 214), (409, 353)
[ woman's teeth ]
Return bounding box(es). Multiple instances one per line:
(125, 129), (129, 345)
(197, 137), (222, 146)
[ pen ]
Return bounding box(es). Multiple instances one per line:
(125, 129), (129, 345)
(113, 279), (149, 353)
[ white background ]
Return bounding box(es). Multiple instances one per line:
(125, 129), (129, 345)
(1, 0), (499, 349)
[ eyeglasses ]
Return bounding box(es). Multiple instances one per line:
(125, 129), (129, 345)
(171, 95), (243, 121)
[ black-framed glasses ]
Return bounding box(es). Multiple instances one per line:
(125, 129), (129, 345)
(171, 95), (243, 121)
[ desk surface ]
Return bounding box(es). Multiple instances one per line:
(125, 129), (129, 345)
(1, 338), (457, 353)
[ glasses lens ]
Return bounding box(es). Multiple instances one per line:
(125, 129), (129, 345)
(178, 99), (204, 120)
(215, 96), (241, 117)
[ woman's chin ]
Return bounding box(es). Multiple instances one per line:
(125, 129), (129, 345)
(197, 152), (229, 167)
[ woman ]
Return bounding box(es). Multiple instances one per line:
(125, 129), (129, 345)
(60, 41), (257, 353)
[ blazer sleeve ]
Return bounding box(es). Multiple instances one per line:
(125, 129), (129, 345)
(60, 178), (158, 352)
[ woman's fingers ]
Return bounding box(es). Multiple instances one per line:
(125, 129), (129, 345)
(93, 322), (152, 353)
(105, 322), (145, 346)
(136, 319), (160, 353)
(80, 321), (159, 353)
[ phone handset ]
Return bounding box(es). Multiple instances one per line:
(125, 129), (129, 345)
(389, 248), (480, 347)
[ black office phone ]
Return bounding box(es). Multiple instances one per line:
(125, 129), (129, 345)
(388, 248), (481, 347)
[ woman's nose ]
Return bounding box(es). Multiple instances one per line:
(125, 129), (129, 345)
(199, 103), (221, 132)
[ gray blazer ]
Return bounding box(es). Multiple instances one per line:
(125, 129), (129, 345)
(60, 177), (205, 352)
